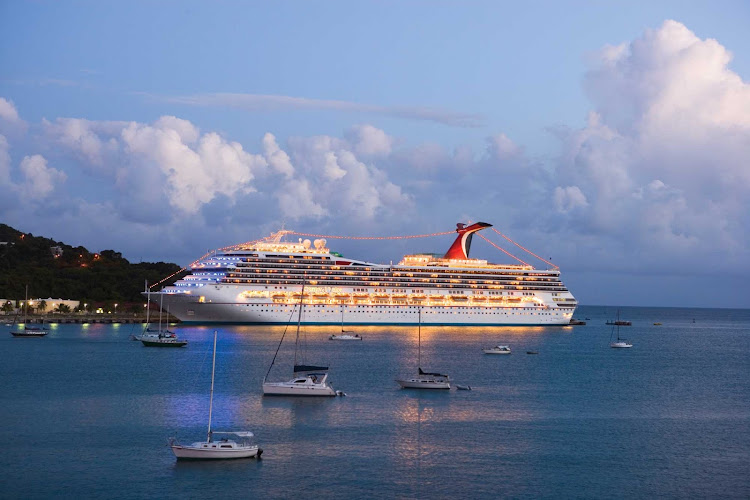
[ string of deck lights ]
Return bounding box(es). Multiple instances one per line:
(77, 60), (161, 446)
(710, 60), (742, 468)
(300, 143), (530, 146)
(476, 233), (531, 267)
(150, 268), (188, 289)
(490, 227), (558, 269)
(289, 230), (455, 240)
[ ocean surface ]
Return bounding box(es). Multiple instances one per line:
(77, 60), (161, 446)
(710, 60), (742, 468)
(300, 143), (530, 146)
(1, 305), (748, 499)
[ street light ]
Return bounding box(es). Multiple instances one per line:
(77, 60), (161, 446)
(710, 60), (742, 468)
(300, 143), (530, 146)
(114, 303), (118, 315)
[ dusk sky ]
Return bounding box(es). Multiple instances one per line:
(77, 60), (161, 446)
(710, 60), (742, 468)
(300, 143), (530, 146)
(1, 1), (748, 308)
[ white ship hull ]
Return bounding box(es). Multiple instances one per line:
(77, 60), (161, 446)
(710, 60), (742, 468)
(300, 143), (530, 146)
(152, 290), (574, 326)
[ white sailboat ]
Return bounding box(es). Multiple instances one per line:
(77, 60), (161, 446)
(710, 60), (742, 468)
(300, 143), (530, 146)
(170, 330), (262, 460)
(610, 310), (632, 348)
(263, 280), (341, 397)
(329, 307), (362, 341)
(141, 289), (187, 347)
(10, 285), (48, 338)
(396, 309), (450, 390)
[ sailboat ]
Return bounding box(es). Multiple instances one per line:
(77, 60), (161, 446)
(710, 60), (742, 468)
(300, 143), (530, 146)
(396, 308), (450, 389)
(170, 330), (262, 460)
(10, 285), (48, 337)
(329, 307), (362, 341)
(140, 290), (187, 347)
(609, 310), (632, 349)
(263, 280), (341, 397)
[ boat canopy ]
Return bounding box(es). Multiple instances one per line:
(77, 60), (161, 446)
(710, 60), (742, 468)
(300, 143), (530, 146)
(212, 431), (254, 438)
(419, 367), (448, 377)
(293, 364), (329, 374)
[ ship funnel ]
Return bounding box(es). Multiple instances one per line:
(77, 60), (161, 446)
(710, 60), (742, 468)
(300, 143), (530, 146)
(443, 222), (492, 260)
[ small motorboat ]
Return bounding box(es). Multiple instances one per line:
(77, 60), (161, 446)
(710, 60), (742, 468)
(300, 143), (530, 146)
(653, 322), (662, 326)
(482, 345), (511, 355)
(526, 351), (539, 355)
(329, 334), (362, 341)
(455, 384), (472, 391)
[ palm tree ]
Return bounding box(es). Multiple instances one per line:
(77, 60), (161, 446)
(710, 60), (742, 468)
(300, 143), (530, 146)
(37, 300), (48, 314)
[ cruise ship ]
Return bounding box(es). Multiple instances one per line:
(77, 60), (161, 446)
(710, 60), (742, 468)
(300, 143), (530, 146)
(148, 222), (577, 325)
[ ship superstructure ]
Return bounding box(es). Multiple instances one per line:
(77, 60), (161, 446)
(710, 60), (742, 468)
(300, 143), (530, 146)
(149, 223), (577, 325)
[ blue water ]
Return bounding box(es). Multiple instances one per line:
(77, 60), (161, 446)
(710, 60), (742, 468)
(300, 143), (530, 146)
(1, 306), (748, 499)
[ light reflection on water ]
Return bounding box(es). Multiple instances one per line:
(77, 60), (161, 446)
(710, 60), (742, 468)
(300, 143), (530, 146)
(1, 306), (749, 498)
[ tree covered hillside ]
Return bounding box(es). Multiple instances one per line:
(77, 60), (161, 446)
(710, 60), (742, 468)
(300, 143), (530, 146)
(0, 224), (183, 302)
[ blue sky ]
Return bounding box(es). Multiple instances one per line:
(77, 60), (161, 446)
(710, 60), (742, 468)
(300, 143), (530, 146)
(1, 1), (749, 308)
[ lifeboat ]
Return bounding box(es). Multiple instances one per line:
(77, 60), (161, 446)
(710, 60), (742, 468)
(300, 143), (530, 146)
(449, 295), (468, 301)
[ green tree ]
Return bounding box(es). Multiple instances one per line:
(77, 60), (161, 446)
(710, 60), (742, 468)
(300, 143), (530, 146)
(1, 301), (12, 314)
(56, 303), (71, 314)
(37, 300), (48, 314)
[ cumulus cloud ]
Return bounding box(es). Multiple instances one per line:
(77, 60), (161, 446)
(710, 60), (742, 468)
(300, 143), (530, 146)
(44, 116), (267, 216)
(0, 98), (21, 123)
(554, 20), (750, 270)
(345, 124), (394, 156)
(0, 135), (11, 185)
(19, 154), (67, 197)
(0, 97), (27, 136)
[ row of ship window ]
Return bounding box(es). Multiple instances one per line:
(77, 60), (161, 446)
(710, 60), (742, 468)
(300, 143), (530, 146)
(224, 278), (568, 292)
(233, 304), (550, 315)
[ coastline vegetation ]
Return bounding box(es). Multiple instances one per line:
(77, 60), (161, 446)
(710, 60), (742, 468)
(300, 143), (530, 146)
(0, 223), (182, 304)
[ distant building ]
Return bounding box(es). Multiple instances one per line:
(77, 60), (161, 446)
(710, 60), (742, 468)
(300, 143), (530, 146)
(50, 246), (63, 257)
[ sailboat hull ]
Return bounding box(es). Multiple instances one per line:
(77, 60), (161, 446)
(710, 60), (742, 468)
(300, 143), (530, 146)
(396, 377), (451, 390)
(262, 381), (337, 397)
(141, 338), (188, 347)
(610, 342), (632, 348)
(171, 443), (260, 460)
(11, 331), (48, 337)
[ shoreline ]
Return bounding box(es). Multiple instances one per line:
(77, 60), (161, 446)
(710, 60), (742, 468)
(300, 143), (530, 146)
(2, 315), (181, 324)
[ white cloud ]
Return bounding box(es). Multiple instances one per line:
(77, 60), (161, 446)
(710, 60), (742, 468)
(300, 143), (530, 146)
(0, 135), (10, 185)
(554, 19), (750, 270)
(346, 124), (393, 156)
(0, 98), (20, 123)
(44, 116), (267, 215)
(554, 186), (588, 213)
(262, 133), (295, 178)
(19, 155), (67, 197)
(0, 97), (27, 136)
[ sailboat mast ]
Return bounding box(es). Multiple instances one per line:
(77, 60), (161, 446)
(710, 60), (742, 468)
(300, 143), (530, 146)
(158, 292), (163, 332)
(207, 330), (217, 442)
(145, 281), (149, 324)
(293, 280), (305, 367)
(23, 284), (28, 325)
(418, 307), (422, 369)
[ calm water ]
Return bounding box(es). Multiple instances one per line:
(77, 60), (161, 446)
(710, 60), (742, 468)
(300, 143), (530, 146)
(1, 306), (748, 499)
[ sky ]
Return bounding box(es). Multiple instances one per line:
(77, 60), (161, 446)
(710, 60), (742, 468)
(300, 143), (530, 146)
(1, 1), (749, 308)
